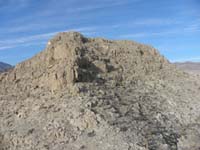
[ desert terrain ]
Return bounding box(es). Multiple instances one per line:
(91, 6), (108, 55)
(0, 32), (200, 150)
(175, 62), (200, 74)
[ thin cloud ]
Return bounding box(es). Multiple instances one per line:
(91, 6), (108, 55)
(183, 22), (200, 32)
(119, 26), (200, 39)
(0, 0), (140, 35)
(37, 0), (132, 18)
(68, 1), (131, 12)
(133, 18), (180, 26)
(0, 0), (31, 12)
(119, 30), (178, 38)
(113, 18), (182, 29)
(2, 23), (62, 33)
(0, 46), (15, 50)
(0, 27), (96, 50)
(0, 32), (56, 46)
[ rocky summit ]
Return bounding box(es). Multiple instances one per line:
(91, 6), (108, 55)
(0, 32), (200, 150)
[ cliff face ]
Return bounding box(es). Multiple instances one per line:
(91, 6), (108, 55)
(0, 32), (169, 94)
(0, 32), (200, 150)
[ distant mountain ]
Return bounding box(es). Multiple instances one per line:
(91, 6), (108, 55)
(175, 62), (200, 74)
(0, 62), (12, 72)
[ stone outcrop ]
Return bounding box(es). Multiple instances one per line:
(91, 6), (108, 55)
(0, 32), (200, 150)
(0, 32), (169, 93)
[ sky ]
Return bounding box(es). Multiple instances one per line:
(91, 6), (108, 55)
(0, 0), (200, 65)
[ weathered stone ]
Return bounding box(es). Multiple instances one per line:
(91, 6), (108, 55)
(0, 32), (200, 150)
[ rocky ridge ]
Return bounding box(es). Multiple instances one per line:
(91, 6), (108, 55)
(0, 32), (200, 150)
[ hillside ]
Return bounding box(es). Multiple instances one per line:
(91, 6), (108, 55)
(0, 62), (12, 72)
(0, 32), (200, 150)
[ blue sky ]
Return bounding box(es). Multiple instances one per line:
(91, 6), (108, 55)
(0, 0), (199, 65)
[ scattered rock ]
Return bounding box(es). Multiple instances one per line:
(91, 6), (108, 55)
(0, 31), (200, 149)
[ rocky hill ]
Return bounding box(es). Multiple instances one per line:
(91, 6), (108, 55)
(0, 62), (12, 72)
(0, 32), (200, 150)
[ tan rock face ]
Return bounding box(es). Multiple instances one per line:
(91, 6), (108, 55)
(0, 32), (200, 150)
(0, 32), (169, 94)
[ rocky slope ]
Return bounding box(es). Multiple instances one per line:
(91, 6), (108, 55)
(0, 62), (12, 72)
(0, 32), (200, 150)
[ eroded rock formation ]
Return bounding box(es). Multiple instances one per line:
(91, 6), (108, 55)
(0, 32), (200, 150)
